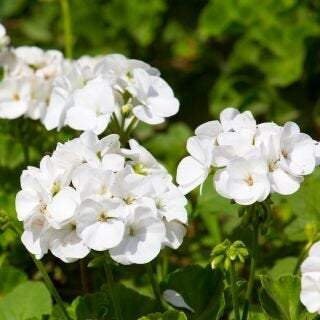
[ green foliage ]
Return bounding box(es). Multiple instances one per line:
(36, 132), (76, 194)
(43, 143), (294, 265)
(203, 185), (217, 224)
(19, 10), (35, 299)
(0, 281), (52, 320)
(0, 265), (27, 296)
(139, 310), (187, 320)
(163, 265), (225, 319)
(259, 275), (316, 320)
(1, 1), (320, 319)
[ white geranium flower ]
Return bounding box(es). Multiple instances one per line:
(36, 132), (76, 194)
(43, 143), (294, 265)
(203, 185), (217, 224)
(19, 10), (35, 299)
(163, 220), (187, 250)
(80, 131), (124, 171)
(95, 53), (159, 89)
(0, 77), (31, 119)
(279, 122), (316, 176)
(0, 23), (9, 48)
(72, 165), (115, 201)
(21, 213), (51, 260)
(301, 242), (320, 314)
(128, 68), (179, 125)
(43, 62), (94, 130)
(151, 178), (188, 224)
(109, 205), (165, 265)
(220, 107), (256, 134)
(111, 166), (154, 206)
(65, 78), (117, 134)
(176, 137), (213, 194)
(214, 156), (270, 205)
(49, 223), (90, 263)
(122, 139), (167, 177)
(76, 199), (127, 251)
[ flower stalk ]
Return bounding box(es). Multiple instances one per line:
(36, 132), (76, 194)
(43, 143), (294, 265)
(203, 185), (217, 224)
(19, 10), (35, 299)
(59, 0), (73, 59)
(103, 254), (123, 320)
(146, 262), (165, 310)
(230, 263), (240, 320)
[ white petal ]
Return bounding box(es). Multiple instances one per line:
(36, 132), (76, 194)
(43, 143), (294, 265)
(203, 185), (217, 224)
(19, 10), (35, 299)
(176, 156), (209, 194)
(163, 289), (195, 313)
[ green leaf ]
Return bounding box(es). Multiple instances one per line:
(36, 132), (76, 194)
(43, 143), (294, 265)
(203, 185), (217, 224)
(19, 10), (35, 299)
(74, 291), (110, 320)
(0, 281), (52, 320)
(259, 275), (315, 320)
(0, 265), (27, 297)
(163, 265), (225, 319)
(139, 310), (187, 320)
(74, 284), (158, 320)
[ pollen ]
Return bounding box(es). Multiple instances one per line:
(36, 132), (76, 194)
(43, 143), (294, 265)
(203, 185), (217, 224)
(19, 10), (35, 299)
(245, 175), (254, 186)
(98, 211), (109, 222)
(12, 93), (20, 101)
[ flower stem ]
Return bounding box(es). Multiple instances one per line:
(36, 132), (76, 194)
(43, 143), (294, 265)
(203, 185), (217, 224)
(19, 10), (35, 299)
(32, 256), (71, 320)
(146, 262), (164, 310)
(59, 0), (73, 59)
(80, 259), (90, 293)
(230, 263), (240, 320)
(242, 225), (259, 320)
(103, 255), (123, 320)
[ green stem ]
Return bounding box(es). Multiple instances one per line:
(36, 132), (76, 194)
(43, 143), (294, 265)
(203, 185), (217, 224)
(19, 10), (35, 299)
(80, 259), (90, 293)
(230, 264), (240, 320)
(32, 257), (71, 320)
(59, 0), (73, 59)
(242, 225), (259, 320)
(103, 255), (123, 320)
(146, 263), (164, 310)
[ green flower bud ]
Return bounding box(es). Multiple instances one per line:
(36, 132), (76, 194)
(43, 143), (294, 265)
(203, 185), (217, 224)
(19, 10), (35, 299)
(211, 239), (248, 271)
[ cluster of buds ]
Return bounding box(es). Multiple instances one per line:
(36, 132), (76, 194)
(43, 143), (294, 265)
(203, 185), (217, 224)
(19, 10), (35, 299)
(211, 239), (249, 271)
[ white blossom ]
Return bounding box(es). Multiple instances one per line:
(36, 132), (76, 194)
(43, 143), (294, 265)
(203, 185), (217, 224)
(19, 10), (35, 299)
(177, 107), (318, 205)
(16, 132), (188, 264)
(301, 242), (320, 314)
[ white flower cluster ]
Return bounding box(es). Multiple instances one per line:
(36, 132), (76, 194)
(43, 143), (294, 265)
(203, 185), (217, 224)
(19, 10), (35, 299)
(300, 242), (320, 314)
(177, 108), (320, 205)
(0, 46), (66, 121)
(0, 24), (179, 133)
(15, 132), (188, 264)
(43, 53), (179, 134)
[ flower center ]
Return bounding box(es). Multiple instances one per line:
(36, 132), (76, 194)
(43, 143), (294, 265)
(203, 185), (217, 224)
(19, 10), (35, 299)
(124, 196), (136, 205)
(132, 163), (148, 175)
(245, 175), (254, 186)
(12, 93), (20, 101)
(282, 149), (289, 158)
(51, 181), (61, 196)
(98, 211), (109, 222)
(39, 203), (47, 215)
(268, 160), (279, 172)
(128, 226), (136, 236)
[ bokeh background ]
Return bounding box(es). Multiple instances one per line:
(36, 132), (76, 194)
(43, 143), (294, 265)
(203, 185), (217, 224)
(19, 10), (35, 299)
(1, 0), (320, 317)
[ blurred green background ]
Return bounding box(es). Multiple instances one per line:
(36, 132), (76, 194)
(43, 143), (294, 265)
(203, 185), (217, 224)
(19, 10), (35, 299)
(2, 0), (320, 133)
(1, 0), (320, 316)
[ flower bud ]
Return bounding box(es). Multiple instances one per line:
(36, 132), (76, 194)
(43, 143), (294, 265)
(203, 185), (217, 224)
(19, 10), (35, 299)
(211, 239), (248, 271)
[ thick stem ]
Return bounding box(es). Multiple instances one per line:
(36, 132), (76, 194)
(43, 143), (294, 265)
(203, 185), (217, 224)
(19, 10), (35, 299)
(103, 255), (123, 320)
(242, 225), (259, 320)
(59, 0), (73, 59)
(32, 256), (71, 320)
(80, 259), (90, 293)
(146, 262), (164, 310)
(230, 264), (240, 320)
